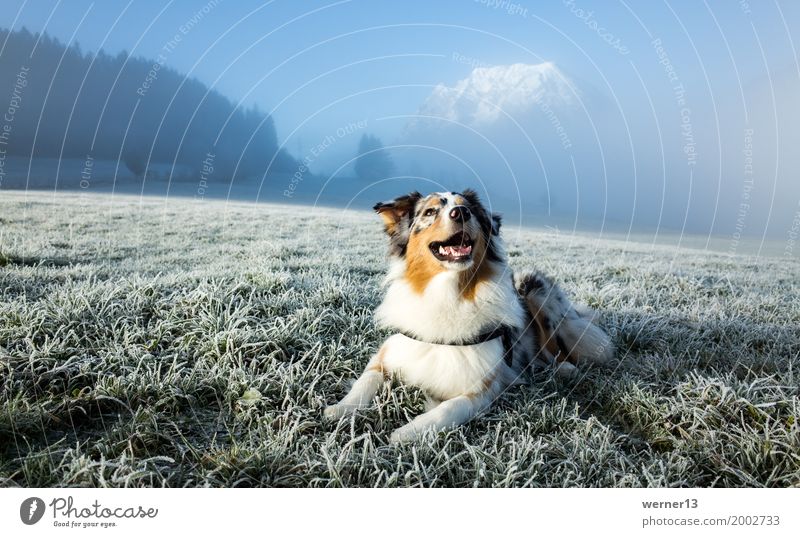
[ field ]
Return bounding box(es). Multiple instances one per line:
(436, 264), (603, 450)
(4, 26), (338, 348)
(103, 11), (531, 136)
(1, 190), (799, 487)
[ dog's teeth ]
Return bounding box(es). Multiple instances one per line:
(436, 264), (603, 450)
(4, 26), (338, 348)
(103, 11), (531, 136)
(436, 243), (472, 259)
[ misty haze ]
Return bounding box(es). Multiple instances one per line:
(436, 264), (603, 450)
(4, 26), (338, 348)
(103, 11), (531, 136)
(1, 0), (799, 494)
(1, 2), (798, 252)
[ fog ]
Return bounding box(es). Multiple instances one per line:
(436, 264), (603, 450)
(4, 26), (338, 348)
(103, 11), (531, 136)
(1, 1), (799, 247)
(385, 61), (800, 242)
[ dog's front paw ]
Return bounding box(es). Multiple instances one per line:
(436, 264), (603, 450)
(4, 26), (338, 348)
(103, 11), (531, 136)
(389, 423), (422, 444)
(323, 404), (355, 421)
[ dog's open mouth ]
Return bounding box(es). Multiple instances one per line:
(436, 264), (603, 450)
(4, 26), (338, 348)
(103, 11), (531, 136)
(429, 232), (473, 262)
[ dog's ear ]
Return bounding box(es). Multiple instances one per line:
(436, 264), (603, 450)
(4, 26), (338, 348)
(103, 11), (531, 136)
(461, 188), (497, 235)
(373, 191), (422, 236)
(491, 213), (502, 236)
(461, 188), (480, 207)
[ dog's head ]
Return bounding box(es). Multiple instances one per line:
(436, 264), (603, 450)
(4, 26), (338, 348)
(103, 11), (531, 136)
(373, 189), (502, 272)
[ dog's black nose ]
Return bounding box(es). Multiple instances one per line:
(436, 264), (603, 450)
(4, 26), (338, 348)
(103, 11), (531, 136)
(449, 205), (471, 222)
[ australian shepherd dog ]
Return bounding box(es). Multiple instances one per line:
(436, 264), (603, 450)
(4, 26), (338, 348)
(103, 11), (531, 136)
(325, 190), (613, 443)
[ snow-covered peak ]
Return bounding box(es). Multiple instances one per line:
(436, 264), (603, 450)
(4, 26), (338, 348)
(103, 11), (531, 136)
(417, 62), (577, 125)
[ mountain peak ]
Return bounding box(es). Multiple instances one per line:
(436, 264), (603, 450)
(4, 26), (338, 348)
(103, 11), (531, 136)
(416, 62), (577, 125)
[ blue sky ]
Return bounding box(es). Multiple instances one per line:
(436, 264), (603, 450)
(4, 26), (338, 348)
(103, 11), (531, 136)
(2, 0), (799, 240)
(4, 0), (797, 142)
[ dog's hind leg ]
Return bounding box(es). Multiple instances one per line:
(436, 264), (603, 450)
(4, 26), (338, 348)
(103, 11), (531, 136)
(515, 271), (614, 374)
(324, 347), (388, 420)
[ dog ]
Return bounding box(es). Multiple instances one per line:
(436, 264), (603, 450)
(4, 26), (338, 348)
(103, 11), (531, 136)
(324, 189), (613, 443)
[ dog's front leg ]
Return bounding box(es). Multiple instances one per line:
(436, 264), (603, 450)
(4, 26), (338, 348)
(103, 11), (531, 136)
(389, 392), (491, 444)
(324, 347), (387, 420)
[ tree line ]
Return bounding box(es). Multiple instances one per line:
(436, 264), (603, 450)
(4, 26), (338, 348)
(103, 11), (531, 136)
(0, 28), (295, 181)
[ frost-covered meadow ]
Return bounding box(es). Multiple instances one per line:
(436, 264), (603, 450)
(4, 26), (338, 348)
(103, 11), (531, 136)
(1, 191), (798, 487)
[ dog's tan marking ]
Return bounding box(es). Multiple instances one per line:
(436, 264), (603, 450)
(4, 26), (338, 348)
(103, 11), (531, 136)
(366, 346), (387, 377)
(375, 208), (403, 236)
(526, 300), (569, 364)
(556, 336), (578, 365)
(482, 372), (496, 392)
(467, 372), (496, 400)
(374, 194), (420, 236)
(459, 233), (493, 301)
(522, 289), (581, 365)
(404, 203), (449, 293)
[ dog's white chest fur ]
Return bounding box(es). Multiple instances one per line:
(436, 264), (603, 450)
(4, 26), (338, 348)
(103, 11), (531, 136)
(381, 335), (504, 399)
(374, 262), (525, 399)
(375, 261), (524, 342)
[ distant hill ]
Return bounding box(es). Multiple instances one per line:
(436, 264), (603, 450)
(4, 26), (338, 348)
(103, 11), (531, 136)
(0, 28), (295, 183)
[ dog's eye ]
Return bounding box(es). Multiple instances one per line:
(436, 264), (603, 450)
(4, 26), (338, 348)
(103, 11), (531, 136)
(423, 208), (437, 217)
